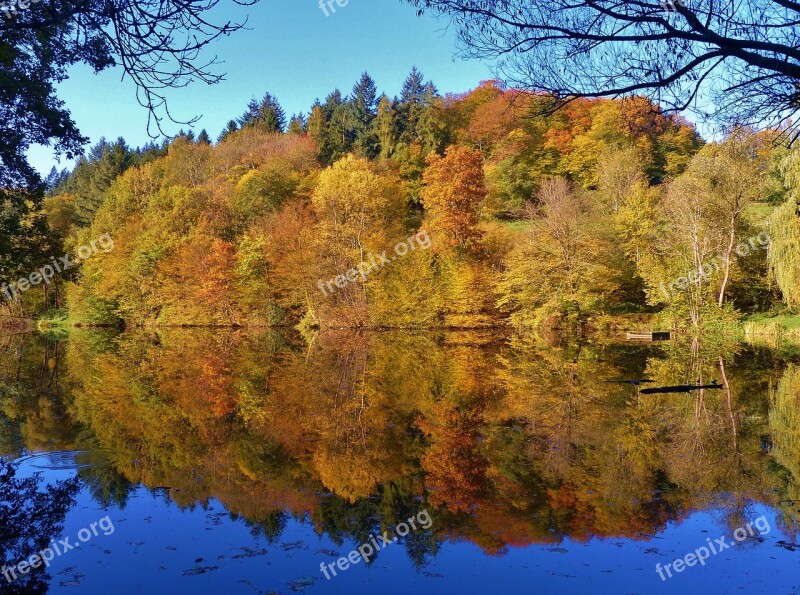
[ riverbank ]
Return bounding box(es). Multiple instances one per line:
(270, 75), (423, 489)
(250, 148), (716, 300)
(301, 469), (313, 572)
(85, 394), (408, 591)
(743, 314), (800, 348)
(24, 310), (800, 349)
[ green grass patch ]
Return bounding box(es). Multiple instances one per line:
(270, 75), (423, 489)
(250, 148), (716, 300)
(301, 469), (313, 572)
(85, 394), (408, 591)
(501, 220), (533, 233)
(743, 313), (800, 348)
(745, 313), (800, 329)
(744, 202), (775, 227)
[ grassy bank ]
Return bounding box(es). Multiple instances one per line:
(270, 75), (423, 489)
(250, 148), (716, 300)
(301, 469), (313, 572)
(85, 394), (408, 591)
(743, 314), (800, 348)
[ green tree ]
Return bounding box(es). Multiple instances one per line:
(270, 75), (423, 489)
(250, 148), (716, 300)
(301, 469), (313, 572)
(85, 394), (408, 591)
(769, 152), (800, 311)
(350, 72), (380, 157)
(239, 93), (287, 133)
(288, 114), (307, 135)
(218, 120), (239, 143)
(398, 67), (435, 143)
(375, 96), (399, 159)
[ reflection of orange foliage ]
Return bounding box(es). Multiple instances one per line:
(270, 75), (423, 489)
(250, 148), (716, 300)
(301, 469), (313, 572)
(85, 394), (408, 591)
(418, 401), (488, 513)
(199, 355), (236, 418)
(212, 478), (320, 520)
(472, 505), (559, 553)
(312, 446), (396, 503)
(8, 329), (776, 558)
(548, 484), (578, 509)
(547, 483), (672, 542)
(155, 334), (238, 441)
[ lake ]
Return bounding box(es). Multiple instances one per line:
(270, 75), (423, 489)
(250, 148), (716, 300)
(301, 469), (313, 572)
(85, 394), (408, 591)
(1, 329), (799, 594)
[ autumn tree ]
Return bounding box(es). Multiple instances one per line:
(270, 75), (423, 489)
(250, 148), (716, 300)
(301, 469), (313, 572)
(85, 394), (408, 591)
(405, 0), (800, 141)
(644, 131), (771, 326)
(421, 146), (487, 250)
(498, 177), (620, 326)
(311, 155), (405, 324)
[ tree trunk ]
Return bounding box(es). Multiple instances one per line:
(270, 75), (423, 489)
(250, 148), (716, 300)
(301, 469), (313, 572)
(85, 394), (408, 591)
(718, 213), (737, 307)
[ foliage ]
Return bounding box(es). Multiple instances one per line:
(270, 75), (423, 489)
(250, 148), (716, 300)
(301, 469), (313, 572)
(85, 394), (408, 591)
(7, 74), (793, 330)
(0, 462), (80, 594)
(3, 330), (797, 559)
(421, 146), (486, 250)
(406, 0), (800, 141)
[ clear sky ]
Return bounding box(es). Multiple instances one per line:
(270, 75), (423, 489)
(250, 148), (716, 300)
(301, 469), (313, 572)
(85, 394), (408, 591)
(28, 0), (495, 175)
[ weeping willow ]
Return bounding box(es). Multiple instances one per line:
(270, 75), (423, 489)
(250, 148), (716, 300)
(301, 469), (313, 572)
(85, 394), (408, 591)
(768, 196), (800, 311)
(770, 154), (800, 312)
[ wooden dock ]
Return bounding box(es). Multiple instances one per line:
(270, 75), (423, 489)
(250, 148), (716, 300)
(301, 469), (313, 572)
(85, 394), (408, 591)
(626, 331), (671, 341)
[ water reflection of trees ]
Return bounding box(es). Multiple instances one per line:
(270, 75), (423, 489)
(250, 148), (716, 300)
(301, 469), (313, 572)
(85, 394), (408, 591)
(0, 462), (80, 594)
(0, 330), (798, 557)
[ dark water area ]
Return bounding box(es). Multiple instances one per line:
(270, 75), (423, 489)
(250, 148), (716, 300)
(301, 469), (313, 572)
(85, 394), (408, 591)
(1, 329), (800, 594)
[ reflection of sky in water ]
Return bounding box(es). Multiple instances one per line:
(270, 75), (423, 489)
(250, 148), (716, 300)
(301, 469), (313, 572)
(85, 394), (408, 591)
(5, 462), (800, 594)
(2, 332), (800, 593)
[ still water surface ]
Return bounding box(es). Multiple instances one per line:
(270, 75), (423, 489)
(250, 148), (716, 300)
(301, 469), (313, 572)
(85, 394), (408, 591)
(1, 329), (799, 594)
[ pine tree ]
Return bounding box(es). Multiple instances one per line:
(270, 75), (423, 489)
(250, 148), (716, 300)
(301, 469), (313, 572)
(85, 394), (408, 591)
(398, 67), (436, 144)
(351, 72), (378, 125)
(44, 166), (70, 196)
(177, 129), (196, 141)
(307, 103), (332, 163)
(218, 120), (239, 143)
(197, 129), (212, 144)
(350, 72), (380, 158)
(239, 93), (287, 133)
(400, 67), (426, 105)
(329, 103), (357, 159)
(66, 137), (133, 226)
(288, 113), (307, 135)
(310, 91), (354, 163)
(375, 95), (398, 159)
(417, 99), (448, 155)
(323, 90), (344, 118)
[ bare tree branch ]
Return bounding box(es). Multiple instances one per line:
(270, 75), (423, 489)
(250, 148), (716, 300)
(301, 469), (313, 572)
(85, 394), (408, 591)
(406, 0), (800, 138)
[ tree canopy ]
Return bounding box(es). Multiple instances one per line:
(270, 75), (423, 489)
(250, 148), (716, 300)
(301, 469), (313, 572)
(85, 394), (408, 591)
(406, 0), (800, 141)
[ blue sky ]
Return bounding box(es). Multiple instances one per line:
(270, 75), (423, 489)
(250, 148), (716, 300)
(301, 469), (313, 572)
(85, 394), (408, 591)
(28, 0), (495, 175)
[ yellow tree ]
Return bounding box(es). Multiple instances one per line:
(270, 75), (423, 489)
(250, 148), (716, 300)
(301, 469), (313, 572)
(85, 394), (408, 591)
(311, 155), (404, 324)
(497, 177), (620, 327)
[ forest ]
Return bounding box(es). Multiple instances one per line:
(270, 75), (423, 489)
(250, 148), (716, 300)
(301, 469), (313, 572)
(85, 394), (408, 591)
(4, 69), (800, 335)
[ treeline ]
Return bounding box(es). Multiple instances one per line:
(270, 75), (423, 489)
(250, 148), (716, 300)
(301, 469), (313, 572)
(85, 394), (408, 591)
(8, 70), (800, 330)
